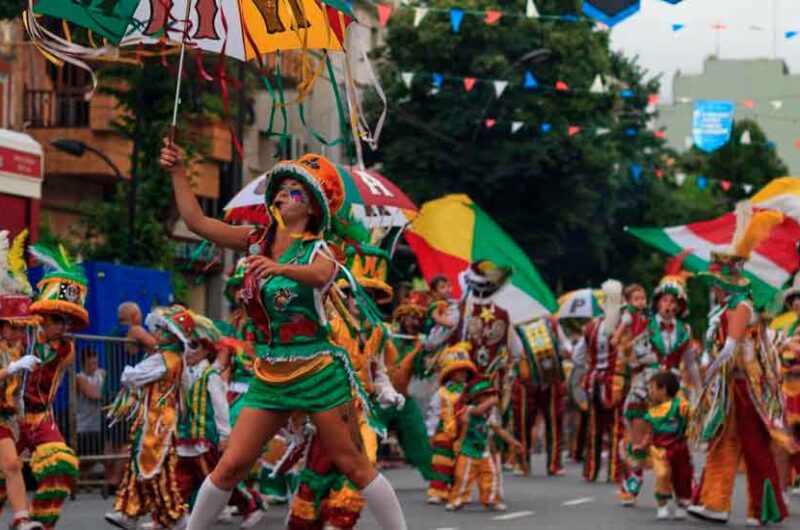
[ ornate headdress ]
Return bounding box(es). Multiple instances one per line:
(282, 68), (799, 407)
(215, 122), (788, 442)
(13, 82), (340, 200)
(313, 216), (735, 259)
(29, 242), (89, 329)
(698, 201), (784, 293)
(652, 249), (694, 316)
(223, 257), (247, 305)
(145, 305), (221, 354)
(437, 341), (477, 384)
(462, 259), (513, 299)
(392, 291), (429, 322)
(262, 154), (345, 236)
(0, 229), (39, 326)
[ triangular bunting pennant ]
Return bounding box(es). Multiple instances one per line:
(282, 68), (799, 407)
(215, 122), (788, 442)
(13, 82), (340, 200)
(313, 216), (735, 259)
(432, 73), (443, 89)
(556, 80), (569, 92)
(511, 121), (524, 134)
(720, 180), (732, 191)
(377, 4), (393, 27)
(485, 11), (503, 25)
(463, 77), (477, 92)
(672, 23), (685, 32)
(568, 125), (581, 137)
(401, 72), (414, 89)
(742, 183), (753, 194)
(697, 176), (708, 189)
(655, 168), (664, 180)
(485, 119), (497, 129)
(524, 71), (538, 89)
(494, 80), (509, 98)
(648, 94), (660, 106)
(794, 139), (800, 149)
(740, 130), (752, 145)
(678, 97), (692, 104)
(630, 164), (643, 182)
(595, 128), (611, 136)
(413, 7), (428, 27)
(589, 75), (606, 94)
(526, 0), (540, 18)
(684, 136), (694, 149)
(541, 123), (552, 134)
(654, 130), (667, 139)
(450, 8), (465, 33)
(620, 89), (635, 98)
(675, 172), (687, 186)
(770, 100), (783, 110)
(786, 30), (798, 39)
(743, 99), (755, 109)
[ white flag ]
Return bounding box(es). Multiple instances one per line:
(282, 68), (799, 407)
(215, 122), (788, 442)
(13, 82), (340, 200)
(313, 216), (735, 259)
(675, 172), (687, 186)
(589, 75), (606, 94)
(413, 8), (428, 27)
(770, 100), (783, 110)
(511, 122), (524, 134)
(401, 72), (414, 89)
(595, 127), (611, 136)
(740, 130), (752, 145)
(526, 0), (539, 18)
(494, 80), (509, 98)
(743, 183), (754, 194)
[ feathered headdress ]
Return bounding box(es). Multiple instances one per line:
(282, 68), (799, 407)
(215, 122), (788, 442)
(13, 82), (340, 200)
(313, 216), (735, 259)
(28, 242), (89, 329)
(653, 249), (694, 316)
(699, 201), (784, 293)
(0, 229), (39, 325)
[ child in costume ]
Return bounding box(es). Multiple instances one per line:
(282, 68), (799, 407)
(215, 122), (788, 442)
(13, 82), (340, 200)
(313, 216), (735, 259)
(286, 240), (404, 530)
(423, 276), (459, 353)
(610, 283), (649, 350)
(18, 242), (86, 530)
(446, 376), (522, 512)
(638, 371), (692, 520)
(689, 202), (790, 525)
(105, 305), (209, 530)
(425, 343), (476, 504)
(0, 229), (44, 530)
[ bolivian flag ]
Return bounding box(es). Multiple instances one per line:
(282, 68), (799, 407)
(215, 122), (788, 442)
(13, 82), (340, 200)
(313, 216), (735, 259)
(627, 176), (800, 307)
(405, 194), (558, 323)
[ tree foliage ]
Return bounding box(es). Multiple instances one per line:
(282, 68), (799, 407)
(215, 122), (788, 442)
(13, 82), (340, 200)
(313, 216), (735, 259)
(370, 0), (790, 300)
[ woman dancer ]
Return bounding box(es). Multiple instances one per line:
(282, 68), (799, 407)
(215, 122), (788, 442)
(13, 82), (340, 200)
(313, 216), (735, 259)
(160, 140), (407, 530)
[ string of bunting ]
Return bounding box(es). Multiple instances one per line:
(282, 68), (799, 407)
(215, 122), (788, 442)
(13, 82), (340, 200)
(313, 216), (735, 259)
(632, 166), (756, 196)
(476, 117), (663, 139)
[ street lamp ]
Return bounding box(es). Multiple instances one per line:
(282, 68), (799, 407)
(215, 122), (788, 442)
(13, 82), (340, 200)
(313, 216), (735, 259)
(51, 139), (136, 263)
(473, 48), (553, 142)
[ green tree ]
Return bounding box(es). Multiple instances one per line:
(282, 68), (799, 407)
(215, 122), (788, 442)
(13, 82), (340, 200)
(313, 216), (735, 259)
(371, 0), (667, 290)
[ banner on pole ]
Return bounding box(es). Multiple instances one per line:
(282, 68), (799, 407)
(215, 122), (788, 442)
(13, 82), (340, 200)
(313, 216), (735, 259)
(692, 100), (735, 153)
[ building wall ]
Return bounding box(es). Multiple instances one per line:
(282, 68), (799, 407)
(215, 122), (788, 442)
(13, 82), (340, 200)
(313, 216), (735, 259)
(657, 57), (800, 174)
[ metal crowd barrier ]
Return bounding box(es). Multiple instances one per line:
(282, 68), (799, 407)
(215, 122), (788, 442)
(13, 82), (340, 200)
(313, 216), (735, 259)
(47, 334), (141, 497)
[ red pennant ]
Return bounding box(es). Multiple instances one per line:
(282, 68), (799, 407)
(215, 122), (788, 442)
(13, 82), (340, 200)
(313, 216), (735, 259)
(794, 139), (800, 148)
(654, 130), (667, 139)
(555, 81), (569, 92)
(485, 11), (503, 24)
(648, 93), (660, 106)
(377, 4), (393, 27)
(463, 77), (477, 91)
(712, 23), (727, 30)
(567, 126), (581, 137)
(720, 180), (732, 191)
(655, 169), (664, 180)
(743, 99), (754, 109)
(485, 119), (497, 129)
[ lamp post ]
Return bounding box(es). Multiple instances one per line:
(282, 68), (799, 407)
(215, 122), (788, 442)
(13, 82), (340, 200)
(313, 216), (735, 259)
(472, 48), (553, 143)
(51, 139), (136, 263)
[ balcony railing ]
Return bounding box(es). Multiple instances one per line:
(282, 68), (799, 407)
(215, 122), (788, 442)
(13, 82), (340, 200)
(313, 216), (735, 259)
(24, 88), (90, 128)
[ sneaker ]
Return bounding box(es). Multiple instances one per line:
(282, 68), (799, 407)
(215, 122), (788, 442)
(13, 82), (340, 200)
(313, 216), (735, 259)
(488, 503), (507, 512)
(687, 505), (729, 523)
(791, 487), (800, 497)
(445, 503), (462, 511)
(427, 496), (443, 505)
(512, 467), (525, 476)
(746, 519), (763, 527)
(674, 507), (688, 520)
(549, 468), (566, 477)
(619, 491), (636, 507)
(104, 512), (139, 530)
(656, 506), (669, 520)
(240, 509), (266, 529)
(11, 519), (44, 530)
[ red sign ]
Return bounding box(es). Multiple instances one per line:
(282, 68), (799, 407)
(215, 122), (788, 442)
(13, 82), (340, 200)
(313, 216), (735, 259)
(0, 146), (41, 180)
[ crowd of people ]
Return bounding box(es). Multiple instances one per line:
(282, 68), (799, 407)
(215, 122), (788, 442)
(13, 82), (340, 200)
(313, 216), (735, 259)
(0, 147), (799, 530)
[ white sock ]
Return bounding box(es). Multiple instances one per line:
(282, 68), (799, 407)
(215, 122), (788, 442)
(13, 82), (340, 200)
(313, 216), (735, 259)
(12, 510), (28, 521)
(360, 473), (407, 530)
(186, 477), (232, 530)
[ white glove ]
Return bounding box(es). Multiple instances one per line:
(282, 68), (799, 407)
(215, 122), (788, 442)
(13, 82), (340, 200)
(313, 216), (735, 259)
(705, 337), (737, 383)
(7, 355), (41, 375)
(378, 389), (406, 411)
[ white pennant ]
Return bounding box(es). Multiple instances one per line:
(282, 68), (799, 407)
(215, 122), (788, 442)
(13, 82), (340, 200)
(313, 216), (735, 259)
(743, 183), (753, 194)
(511, 121), (524, 133)
(413, 8), (428, 28)
(684, 136), (693, 149)
(678, 97), (692, 104)
(675, 172), (687, 186)
(494, 80), (509, 98)
(589, 75), (606, 94)
(740, 129), (752, 145)
(526, 0), (540, 18)
(770, 100), (783, 110)
(401, 72), (414, 89)
(595, 127), (611, 136)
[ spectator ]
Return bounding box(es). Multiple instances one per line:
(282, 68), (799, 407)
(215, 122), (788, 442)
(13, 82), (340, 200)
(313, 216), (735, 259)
(76, 348), (105, 475)
(117, 302), (156, 356)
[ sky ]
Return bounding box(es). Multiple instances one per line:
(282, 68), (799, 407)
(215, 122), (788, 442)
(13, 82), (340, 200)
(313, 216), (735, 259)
(610, 0), (800, 101)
